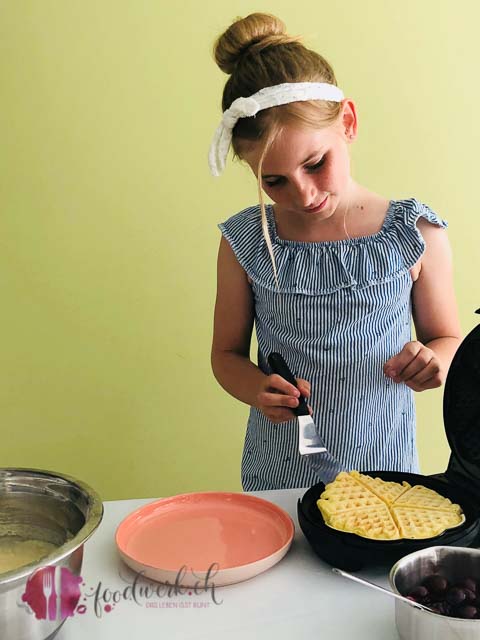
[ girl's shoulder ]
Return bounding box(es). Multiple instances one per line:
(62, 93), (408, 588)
(217, 204), (266, 268)
(392, 197), (448, 230)
(218, 203), (263, 234)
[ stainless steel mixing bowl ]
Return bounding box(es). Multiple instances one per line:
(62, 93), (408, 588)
(0, 468), (103, 640)
(390, 546), (480, 640)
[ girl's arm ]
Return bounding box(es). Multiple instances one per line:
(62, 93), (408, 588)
(211, 236), (309, 422)
(383, 219), (462, 391)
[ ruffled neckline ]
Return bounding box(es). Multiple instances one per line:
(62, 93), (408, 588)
(266, 200), (396, 248)
(218, 198), (447, 295)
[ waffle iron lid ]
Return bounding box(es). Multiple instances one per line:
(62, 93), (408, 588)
(443, 310), (480, 483)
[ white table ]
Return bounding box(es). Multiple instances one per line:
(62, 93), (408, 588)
(56, 489), (399, 639)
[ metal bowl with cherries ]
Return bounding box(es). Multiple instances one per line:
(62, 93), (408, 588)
(0, 468), (103, 640)
(390, 546), (480, 640)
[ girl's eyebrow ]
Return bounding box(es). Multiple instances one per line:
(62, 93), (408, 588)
(261, 151), (322, 179)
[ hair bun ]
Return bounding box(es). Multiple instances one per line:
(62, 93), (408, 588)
(213, 13), (301, 75)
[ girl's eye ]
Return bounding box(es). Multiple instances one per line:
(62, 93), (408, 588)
(306, 156), (326, 172)
(263, 177), (285, 188)
(263, 156), (326, 188)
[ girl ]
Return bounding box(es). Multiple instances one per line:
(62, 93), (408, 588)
(209, 13), (461, 491)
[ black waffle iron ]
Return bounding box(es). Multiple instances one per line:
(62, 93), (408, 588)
(297, 311), (480, 570)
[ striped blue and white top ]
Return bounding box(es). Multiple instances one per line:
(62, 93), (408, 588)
(218, 198), (447, 490)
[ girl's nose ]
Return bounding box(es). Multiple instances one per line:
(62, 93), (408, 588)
(295, 178), (318, 208)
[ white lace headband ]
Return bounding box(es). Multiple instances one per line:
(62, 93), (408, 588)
(208, 82), (344, 177)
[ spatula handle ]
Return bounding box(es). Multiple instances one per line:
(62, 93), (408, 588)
(268, 352), (310, 417)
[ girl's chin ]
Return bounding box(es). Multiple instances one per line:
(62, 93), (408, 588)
(275, 199), (340, 219)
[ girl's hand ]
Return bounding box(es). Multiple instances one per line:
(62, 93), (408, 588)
(383, 341), (443, 392)
(255, 375), (312, 423)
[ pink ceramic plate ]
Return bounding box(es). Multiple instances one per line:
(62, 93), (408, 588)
(115, 492), (295, 587)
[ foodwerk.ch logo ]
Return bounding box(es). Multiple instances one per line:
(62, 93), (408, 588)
(19, 563), (221, 620)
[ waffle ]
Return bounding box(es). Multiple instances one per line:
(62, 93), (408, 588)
(393, 485), (463, 514)
(316, 471), (465, 541)
(348, 470), (411, 505)
(322, 471), (365, 493)
(326, 504), (401, 540)
(318, 477), (384, 520)
(392, 506), (465, 539)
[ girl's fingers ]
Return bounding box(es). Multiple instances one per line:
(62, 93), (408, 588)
(296, 378), (311, 397)
(267, 374), (310, 398)
(259, 391), (300, 409)
(385, 341), (435, 380)
(265, 408), (298, 423)
(406, 361), (441, 385)
(384, 341), (423, 378)
(401, 355), (436, 382)
(258, 374), (312, 421)
(385, 343), (438, 383)
(263, 402), (313, 423)
(267, 374), (300, 398)
(405, 375), (442, 392)
(404, 360), (442, 391)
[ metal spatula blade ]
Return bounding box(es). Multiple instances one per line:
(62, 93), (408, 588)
(303, 447), (347, 485)
(268, 352), (346, 484)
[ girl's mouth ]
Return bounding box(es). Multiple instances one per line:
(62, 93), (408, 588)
(304, 195), (329, 213)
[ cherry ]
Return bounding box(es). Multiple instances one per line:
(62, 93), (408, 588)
(408, 585), (429, 601)
(446, 587), (467, 606)
(457, 578), (477, 593)
(422, 574), (448, 595)
(455, 605), (478, 620)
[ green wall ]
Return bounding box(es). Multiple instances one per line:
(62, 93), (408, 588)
(1, 1), (479, 500)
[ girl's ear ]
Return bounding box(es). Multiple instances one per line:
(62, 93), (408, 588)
(341, 99), (358, 142)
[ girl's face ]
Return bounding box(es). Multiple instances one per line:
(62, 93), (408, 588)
(243, 113), (355, 221)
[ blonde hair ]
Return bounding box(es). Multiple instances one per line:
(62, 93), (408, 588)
(212, 13), (343, 286)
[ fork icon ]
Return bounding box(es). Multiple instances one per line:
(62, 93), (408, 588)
(42, 570), (54, 621)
